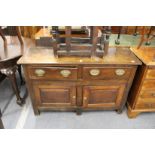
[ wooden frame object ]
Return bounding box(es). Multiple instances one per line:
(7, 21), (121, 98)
(51, 26), (111, 58)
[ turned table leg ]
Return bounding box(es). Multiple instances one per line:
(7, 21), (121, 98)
(0, 109), (4, 129)
(1, 66), (25, 106)
(18, 65), (25, 85)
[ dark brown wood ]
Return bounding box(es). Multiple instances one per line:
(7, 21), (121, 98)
(83, 84), (126, 108)
(18, 46), (141, 115)
(35, 27), (110, 58)
(65, 26), (71, 52)
(91, 27), (98, 57)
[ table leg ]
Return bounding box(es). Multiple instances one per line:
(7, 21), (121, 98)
(0, 110), (4, 129)
(18, 65), (25, 85)
(1, 66), (25, 106)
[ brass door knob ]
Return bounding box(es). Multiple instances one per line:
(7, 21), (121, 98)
(115, 69), (125, 76)
(89, 69), (100, 76)
(35, 69), (45, 77)
(72, 96), (76, 99)
(60, 70), (71, 77)
(151, 93), (155, 97)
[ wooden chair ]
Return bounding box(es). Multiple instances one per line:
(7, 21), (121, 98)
(137, 26), (155, 49)
(115, 26), (128, 45)
(0, 26), (24, 51)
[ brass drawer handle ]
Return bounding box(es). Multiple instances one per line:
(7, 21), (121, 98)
(151, 93), (155, 97)
(89, 69), (100, 76)
(115, 69), (125, 76)
(35, 69), (45, 77)
(60, 70), (71, 77)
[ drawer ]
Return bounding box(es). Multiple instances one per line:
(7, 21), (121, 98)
(135, 100), (155, 109)
(83, 67), (132, 80)
(28, 66), (78, 80)
(145, 69), (155, 79)
(142, 80), (155, 90)
(139, 90), (155, 99)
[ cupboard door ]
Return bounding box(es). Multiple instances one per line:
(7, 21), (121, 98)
(33, 83), (76, 107)
(83, 84), (126, 108)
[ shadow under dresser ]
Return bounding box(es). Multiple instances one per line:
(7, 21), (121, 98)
(18, 47), (141, 115)
(128, 47), (155, 118)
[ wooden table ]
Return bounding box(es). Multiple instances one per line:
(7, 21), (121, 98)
(0, 44), (25, 105)
(18, 47), (141, 115)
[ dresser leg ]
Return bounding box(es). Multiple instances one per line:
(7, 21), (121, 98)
(1, 66), (25, 106)
(116, 108), (123, 114)
(76, 108), (82, 115)
(127, 108), (140, 118)
(33, 108), (40, 115)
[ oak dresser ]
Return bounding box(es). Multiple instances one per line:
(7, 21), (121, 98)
(18, 47), (141, 115)
(128, 47), (155, 118)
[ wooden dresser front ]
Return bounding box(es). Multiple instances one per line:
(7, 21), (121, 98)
(18, 47), (141, 115)
(128, 47), (155, 118)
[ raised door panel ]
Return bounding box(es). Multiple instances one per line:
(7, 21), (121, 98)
(83, 84), (126, 108)
(33, 83), (76, 107)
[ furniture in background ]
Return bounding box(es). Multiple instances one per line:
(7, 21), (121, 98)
(127, 47), (155, 118)
(20, 26), (42, 39)
(0, 26), (25, 105)
(35, 26), (90, 47)
(137, 26), (155, 49)
(0, 26), (25, 84)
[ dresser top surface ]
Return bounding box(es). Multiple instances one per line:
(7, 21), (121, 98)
(18, 47), (141, 65)
(131, 47), (155, 66)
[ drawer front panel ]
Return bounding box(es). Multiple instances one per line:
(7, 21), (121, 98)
(142, 80), (155, 90)
(146, 69), (155, 79)
(33, 83), (76, 107)
(83, 67), (132, 80)
(135, 101), (155, 109)
(28, 67), (78, 80)
(83, 84), (126, 108)
(139, 90), (155, 99)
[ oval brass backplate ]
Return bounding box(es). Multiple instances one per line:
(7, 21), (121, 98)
(35, 69), (45, 77)
(89, 69), (100, 76)
(115, 69), (125, 76)
(60, 70), (71, 77)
